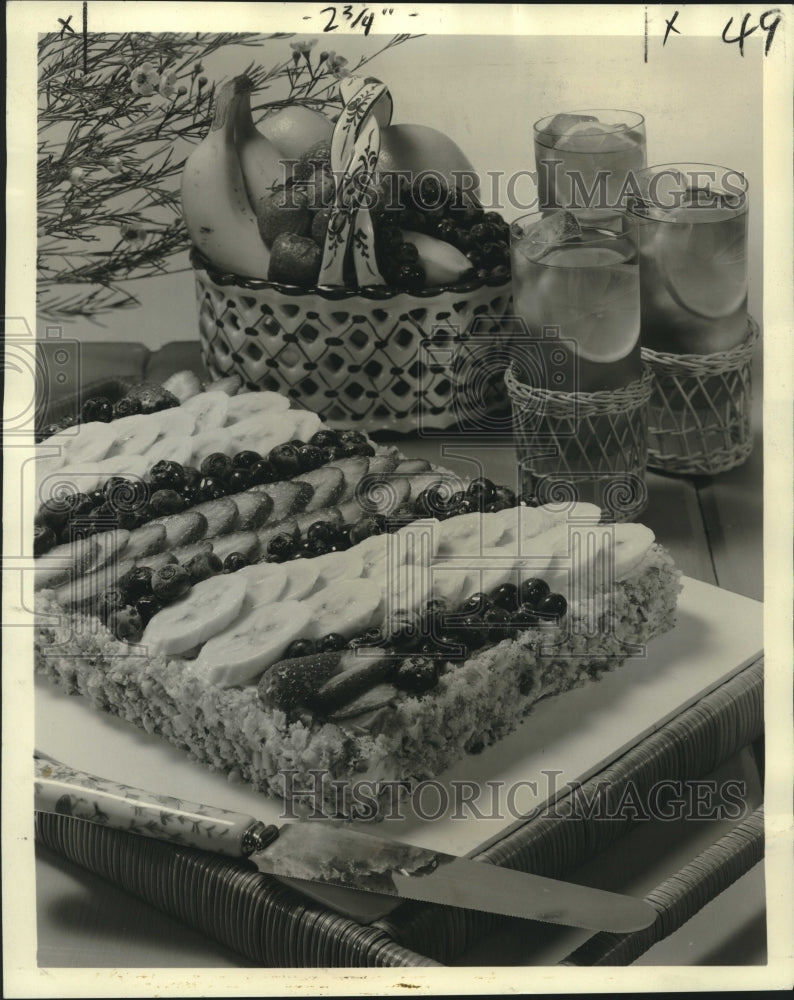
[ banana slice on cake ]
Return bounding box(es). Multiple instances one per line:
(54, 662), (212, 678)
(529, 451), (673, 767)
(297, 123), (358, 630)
(105, 413), (164, 458)
(312, 548), (364, 589)
(427, 561), (478, 608)
(236, 562), (289, 606)
(355, 533), (391, 580)
(226, 391), (290, 422)
(179, 390), (230, 432)
(154, 406), (197, 442)
(226, 411), (297, 455)
(471, 545), (523, 595)
(188, 429), (235, 464)
(96, 452), (150, 483)
(493, 504), (561, 549)
(383, 561), (434, 617)
(279, 557), (325, 600)
(302, 578), (383, 640)
(195, 599), (313, 687)
(143, 435), (196, 471)
(356, 530), (422, 578)
(393, 519), (442, 563)
(434, 510), (511, 557)
(40, 454), (150, 498)
(56, 422), (119, 468)
(288, 409), (323, 442)
(142, 573), (248, 657)
(237, 555), (322, 605)
(611, 523), (655, 579)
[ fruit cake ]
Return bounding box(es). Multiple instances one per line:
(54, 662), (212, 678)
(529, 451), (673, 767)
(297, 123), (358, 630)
(33, 375), (682, 819)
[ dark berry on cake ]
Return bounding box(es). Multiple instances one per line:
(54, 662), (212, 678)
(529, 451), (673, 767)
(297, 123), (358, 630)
(200, 453), (233, 481)
(120, 566), (155, 602)
(232, 450), (262, 470)
(222, 552), (250, 573)
(184, 551), (223, 583)
(520, 578), (550, 608)
(109, 605), (144, 644)
(537, 593), (568, 621)
(149, 490), (187, 517)
(150, 460), (187, 492)
(394, 656), (439, 694)
(151, 563), (192, 602)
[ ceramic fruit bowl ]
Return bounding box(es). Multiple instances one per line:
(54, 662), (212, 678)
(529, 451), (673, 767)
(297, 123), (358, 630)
(193, 248), (513, 432)
(183, 73), (516, 431)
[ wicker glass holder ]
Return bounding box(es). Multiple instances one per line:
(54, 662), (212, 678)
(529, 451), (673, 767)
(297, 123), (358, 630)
(505, 364), (654, 522)
(642, 317), (760, 475)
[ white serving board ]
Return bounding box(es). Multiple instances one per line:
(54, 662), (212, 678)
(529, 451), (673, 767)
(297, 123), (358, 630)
(35, 576), (763, 859)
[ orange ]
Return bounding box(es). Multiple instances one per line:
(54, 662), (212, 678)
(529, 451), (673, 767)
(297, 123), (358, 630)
(259, 106), (334, 161)
(376, 124), (479, 196)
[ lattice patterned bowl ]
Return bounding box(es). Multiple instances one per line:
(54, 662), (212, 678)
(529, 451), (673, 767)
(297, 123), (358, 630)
(192, 248), (514, 433)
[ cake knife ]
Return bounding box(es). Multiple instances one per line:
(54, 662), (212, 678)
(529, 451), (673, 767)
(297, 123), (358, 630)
(34, 753), (657, 932)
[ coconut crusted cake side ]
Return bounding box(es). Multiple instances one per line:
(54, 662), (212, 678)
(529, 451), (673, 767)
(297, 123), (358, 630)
(34, 544), (681, 818)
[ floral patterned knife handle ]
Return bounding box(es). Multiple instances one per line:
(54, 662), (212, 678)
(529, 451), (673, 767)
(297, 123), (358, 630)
(33, 753), (278, 856)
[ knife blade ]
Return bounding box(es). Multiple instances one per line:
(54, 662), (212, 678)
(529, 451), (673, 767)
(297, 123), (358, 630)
(33, 753), (656, 932)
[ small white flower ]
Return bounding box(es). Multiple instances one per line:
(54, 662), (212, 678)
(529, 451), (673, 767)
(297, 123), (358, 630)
(107, 157), (123, 174)
(120, 222), (148, 248)
(159, 69), (179, 99)
(290, 40), (317, 57)
(325, 52), (349, 79)
(130, 62), (160, 97)
(69, 166), (86, 187)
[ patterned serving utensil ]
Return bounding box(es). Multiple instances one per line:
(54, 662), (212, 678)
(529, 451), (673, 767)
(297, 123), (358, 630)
(34, 751), (657, 931)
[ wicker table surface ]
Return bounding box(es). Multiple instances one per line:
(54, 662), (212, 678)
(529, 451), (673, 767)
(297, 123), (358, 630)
(32, 339), (766, 971)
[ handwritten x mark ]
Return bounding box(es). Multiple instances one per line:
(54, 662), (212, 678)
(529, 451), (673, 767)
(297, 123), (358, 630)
(663, 10), (681, 46)
(58, 15), (75, 39)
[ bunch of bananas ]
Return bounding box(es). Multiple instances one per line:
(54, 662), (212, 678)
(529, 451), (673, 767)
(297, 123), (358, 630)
(181, 76), (332, 281)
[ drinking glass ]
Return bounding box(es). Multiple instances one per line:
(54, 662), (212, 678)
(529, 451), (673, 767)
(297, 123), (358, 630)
(509, 208), (642, 393)
(533, 110), (647, 214)
(627, 163), (749, 354)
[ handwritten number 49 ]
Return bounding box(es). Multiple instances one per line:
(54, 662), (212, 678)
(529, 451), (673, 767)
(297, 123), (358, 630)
(722, 9), (781, 56)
